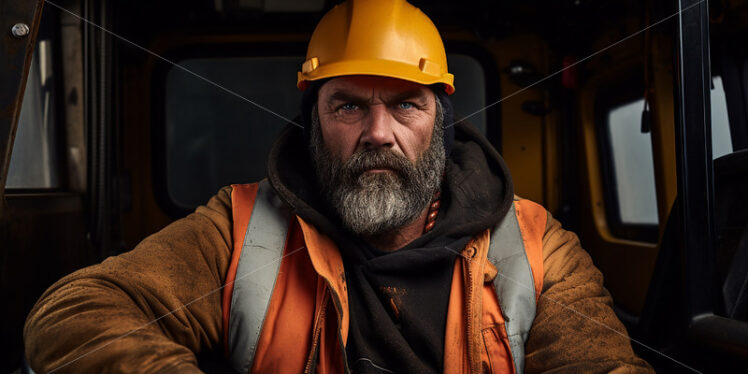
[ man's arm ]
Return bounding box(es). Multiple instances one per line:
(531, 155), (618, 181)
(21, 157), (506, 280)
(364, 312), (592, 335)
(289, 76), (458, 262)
(524, 213), (654, 373)
(24, 187), (235, 373)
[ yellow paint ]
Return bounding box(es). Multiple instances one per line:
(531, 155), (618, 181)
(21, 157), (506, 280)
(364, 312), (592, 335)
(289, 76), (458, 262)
(492, 35), (548, 206)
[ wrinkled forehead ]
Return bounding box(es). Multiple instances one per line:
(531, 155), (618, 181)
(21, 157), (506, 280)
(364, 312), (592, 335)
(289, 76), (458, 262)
(318, 75), (435, 103)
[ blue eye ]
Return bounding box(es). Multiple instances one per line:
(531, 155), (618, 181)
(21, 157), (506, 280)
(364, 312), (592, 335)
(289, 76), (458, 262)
(399, 102), (414, 110)
(340, 103), (358, 111)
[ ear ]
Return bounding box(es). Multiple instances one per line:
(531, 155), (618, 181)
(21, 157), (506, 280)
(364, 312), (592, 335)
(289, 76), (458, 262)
(432, 85), (455, 156)
(300, 80), (328, 145)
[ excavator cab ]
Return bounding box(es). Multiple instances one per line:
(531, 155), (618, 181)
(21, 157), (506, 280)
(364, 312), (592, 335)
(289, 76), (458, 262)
(2, 0), (747, 372)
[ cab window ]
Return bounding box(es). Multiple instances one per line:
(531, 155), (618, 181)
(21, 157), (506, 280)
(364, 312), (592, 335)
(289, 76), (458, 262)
(599, 74), (733, 241)
(6, 36), (61, 190)
(165, 56), (301, 209)
(606, 98), (659, 226)
(711, 76), (732, 160)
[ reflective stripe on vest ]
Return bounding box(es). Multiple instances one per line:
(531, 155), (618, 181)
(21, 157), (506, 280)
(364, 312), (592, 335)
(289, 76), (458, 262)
(488, 203), (536, 374)
(226, 182), (536, 374)
(227, 180), (292, 373)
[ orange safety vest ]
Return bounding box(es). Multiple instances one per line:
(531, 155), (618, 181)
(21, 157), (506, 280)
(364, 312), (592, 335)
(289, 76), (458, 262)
(222, 180), (546, 373)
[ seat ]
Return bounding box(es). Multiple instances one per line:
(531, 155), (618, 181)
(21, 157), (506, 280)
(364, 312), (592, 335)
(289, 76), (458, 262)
(715, 150), (748, 320)
(634, 149), (748, 370)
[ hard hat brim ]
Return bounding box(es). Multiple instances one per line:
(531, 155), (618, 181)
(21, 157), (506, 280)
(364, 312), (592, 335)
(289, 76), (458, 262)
(298, 59), (455, 95)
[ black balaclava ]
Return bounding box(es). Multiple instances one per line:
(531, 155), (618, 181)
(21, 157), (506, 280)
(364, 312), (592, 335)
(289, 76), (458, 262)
(299, 79), (456, 157)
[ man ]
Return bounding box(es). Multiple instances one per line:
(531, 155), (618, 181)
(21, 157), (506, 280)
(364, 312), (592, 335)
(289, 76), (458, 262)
(25, 0), (653, 373)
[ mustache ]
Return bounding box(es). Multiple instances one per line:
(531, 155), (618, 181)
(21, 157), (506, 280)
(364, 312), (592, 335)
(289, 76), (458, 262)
(342, 149), (414, 177)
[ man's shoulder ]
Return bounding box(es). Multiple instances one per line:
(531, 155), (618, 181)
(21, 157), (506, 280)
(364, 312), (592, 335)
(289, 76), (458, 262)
(217, 181), (266, 206)
(511, 194), (550, 215)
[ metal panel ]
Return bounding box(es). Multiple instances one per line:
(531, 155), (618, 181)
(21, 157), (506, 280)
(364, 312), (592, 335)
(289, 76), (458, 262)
(674, 0), (715, 319)
(0, 0), (45, 214)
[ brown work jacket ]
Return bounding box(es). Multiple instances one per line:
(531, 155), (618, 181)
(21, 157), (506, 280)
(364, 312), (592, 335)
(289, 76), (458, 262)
(24, 186), (654, 373)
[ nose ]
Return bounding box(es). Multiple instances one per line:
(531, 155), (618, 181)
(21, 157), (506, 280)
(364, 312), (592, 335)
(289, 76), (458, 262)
(360, 105), (396, 150)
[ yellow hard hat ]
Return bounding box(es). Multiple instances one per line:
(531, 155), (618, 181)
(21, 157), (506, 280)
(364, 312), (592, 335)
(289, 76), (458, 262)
(297, 0), (455, 95)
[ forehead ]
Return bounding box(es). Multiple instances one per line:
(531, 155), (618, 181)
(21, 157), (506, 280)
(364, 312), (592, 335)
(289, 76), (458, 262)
(318, 75), (433, 99)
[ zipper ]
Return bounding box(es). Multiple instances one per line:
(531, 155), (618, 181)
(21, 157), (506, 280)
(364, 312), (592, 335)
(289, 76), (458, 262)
(322, 279), (350, 374)
(305, 288), (330, 374)
(304, 280), (351, 374)
(332, 294), (351, 374)
(463, 245), (479, 374)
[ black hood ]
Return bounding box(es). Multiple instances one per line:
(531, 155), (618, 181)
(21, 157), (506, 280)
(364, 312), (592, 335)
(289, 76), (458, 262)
(267, 119), (515, 373)
(266, 119), (515, 254)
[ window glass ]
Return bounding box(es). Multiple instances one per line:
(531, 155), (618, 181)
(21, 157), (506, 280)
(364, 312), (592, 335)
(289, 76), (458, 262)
(711, 76), (732, 159)
(7, 39), (60, 189)
(262, 0), (326, 12)
(605, 76), (732, 228)
(166, 57), (302, 209)
(215, 0), (325, 12)
(607, 99), (659, 225)
(165, 54), (486, 209)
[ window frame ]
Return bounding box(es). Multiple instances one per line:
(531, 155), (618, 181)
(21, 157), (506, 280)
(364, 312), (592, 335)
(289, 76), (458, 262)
(151, 41), (502, 218)
(5, 5), (68, 194)
(594, 68), (659, 243)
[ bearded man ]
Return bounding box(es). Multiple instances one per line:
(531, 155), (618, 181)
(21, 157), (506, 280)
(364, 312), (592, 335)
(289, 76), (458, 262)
(24, 0), (654, 373)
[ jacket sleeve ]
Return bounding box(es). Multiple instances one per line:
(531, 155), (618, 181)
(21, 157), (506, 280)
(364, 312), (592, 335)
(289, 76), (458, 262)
(24, 186), (235, 374)
(524, 213), (654, 373)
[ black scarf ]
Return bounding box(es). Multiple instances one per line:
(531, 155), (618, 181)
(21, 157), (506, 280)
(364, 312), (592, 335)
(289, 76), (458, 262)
(267, 121), (514, 373)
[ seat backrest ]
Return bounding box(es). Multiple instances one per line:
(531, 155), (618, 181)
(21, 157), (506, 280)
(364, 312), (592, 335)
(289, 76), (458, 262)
(713, 149), (748, 320)
(723, 223), (748, 320)
(637, 149), (748, 348)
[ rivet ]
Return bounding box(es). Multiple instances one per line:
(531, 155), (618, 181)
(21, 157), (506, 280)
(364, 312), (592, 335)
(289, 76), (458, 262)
(11, 23), (30, 38)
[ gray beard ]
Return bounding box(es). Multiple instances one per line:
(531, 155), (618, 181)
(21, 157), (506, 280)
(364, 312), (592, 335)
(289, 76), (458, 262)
(310, 100), (446, 237)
